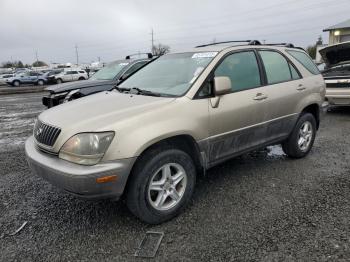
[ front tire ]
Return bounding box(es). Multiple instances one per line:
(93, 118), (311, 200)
(282, 113), (316, 158)
(13, 80), (20, 87)
(126, 147), (196, 224)
(37, 80), (44, 86)
(56, 78), (62, 84)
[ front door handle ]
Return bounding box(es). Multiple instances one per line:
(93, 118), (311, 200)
(253, 93), (268, 101)
(296, 84), (306, 91)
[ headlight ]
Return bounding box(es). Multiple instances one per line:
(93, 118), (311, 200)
(59, 132), (114, 165)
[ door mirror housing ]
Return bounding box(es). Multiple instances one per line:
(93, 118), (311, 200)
(214, 76), (232, 96)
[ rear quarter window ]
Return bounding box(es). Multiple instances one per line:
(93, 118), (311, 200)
(286, 50), (320, 75)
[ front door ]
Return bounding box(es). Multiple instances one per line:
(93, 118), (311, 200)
(208, 50), (268, 164)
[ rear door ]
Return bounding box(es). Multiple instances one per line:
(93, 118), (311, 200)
(64, 71), (74, 82)
(207, 50), (268, 164)
(71, 71), (79, 81)
(257, 49), (304, 141)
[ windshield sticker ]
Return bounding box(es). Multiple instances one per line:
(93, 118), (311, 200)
(190, 67), (205, 84)
(192, 52), (218, 59)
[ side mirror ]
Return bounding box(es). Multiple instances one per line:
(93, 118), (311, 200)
(214, 76), (231, 96)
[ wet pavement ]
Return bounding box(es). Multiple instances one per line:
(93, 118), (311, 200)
(0, 93), (349, 261)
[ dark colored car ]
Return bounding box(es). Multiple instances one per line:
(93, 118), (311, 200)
(320, 41), (350, 106)
(44, 70), (64, 84)
(42, 54), (154, 108)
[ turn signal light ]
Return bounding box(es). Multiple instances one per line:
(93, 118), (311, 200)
(96, 175), (118, 184)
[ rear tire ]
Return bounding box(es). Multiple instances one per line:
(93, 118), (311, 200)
(37, 80), (44, 86)
(78, 77), (85, 80)
(56, 78), (62, 84)
(282, 113), (316, 158)
(126, 147), (196, 224)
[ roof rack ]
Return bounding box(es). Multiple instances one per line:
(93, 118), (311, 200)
(125, 53), (153, 60)
(264, 43), (295, 48)
(195, 40), (261, 48)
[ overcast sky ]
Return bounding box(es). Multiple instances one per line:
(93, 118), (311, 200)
(0, 0), (349, 64)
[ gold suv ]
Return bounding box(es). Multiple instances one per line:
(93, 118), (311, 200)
(26, 41), (327, 224)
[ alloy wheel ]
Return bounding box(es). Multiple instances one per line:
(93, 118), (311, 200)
(147, 163), (187, 211)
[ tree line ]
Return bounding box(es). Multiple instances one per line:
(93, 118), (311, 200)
(1, 60), (48, 68)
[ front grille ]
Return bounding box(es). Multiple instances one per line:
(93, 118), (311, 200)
(326, 82), (350, 88)
(34, 120), (61, 147)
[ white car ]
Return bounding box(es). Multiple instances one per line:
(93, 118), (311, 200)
(0, 73), (14, 85)
(54, 69), (88, 84)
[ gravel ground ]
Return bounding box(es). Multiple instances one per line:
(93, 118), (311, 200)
(0, 93), (349, 261)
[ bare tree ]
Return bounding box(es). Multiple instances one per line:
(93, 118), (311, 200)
(152, 43), (170, 56)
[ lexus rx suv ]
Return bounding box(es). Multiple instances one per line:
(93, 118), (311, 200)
(26, 41), (327, 224)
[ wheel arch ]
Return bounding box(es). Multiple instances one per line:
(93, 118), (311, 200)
(132, 134), (204, 176)
(301, 103), (320, 129)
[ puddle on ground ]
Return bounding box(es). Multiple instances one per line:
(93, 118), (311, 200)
(266, 145), (286, 158)
(248, 145), (286, 160)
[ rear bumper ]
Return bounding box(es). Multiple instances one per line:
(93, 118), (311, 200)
(25, 136), (136, 200)
(326, 88), (350, 106)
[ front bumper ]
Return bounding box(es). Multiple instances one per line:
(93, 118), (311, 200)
(25, 136), (136, 200)
(42, 93), (67, 108)
(326, 87), (350, 106)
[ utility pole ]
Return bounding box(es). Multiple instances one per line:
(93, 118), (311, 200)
(75, 44), (79, 65)
(35, 50), (39, 63)
(150, 28), (154, 54)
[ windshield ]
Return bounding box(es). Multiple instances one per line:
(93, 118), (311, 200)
(90, 61), (129, 80)
(119, 52), (217, 96)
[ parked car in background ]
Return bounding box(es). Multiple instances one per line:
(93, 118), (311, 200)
(6, 71), (47, 87)
(0, 73), (14, 85)
(43, 69), (64, 84)
(320, 41), (350, 106)
(54, 69), (88, 84)
(42, 54), (154, 108)
(26, 41), (327, 224)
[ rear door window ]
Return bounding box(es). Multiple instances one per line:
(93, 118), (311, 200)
(259, 51), (292, 84)
(290, 64), (301, 80)
(286, 50), (320, 75)
(214, 51), (261, 92)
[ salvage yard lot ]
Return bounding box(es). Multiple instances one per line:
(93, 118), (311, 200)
(0, 92), (349, 261)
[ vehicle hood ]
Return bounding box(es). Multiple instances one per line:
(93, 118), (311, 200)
(45, 80), (114, 93)
(319, 41), (350, 67)
(39, 91), (176, 136)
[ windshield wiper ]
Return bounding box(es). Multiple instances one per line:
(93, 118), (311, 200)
(129, 87), (162, 97)
(112, 86), (130, 93)
(113, 86), (175, 97)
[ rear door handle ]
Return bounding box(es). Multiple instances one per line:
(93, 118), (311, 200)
(296, 84), (306, 91)
(253, 93), (268, 101)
